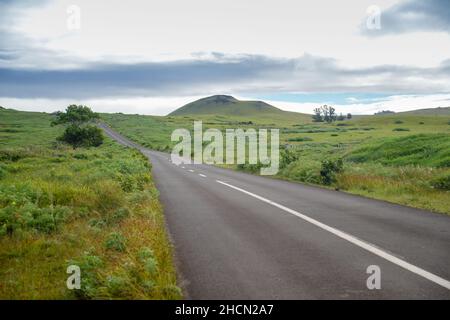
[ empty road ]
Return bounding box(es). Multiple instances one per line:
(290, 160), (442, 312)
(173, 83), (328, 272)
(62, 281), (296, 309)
(100, 123), (450, 299)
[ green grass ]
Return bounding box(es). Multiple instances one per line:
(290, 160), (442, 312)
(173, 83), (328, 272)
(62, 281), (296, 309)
(103, 109), (450, 214)
(0, 108), (181, 299)
(347, 134), (450, 167)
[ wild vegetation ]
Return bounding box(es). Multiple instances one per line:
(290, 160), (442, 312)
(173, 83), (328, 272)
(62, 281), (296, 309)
(52, 105), (104, 148)
(102, 106), (450, 214)
(0, 108), (180, 299)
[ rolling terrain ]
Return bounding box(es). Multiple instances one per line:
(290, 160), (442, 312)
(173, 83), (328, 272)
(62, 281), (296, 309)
(102, 98), (450, 214)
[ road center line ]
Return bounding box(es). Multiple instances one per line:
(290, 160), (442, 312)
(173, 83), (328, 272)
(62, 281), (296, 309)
(216, 179), (450, 290)
(199, 174), (207, 177)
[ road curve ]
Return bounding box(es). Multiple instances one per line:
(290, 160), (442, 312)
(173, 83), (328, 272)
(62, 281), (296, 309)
(99, 123), (450, 299)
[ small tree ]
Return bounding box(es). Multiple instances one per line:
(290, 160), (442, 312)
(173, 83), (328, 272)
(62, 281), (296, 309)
(312, 105), (340, 123)
(320, 105), (336, 123)
(52, 105), (103, 148)
(320, 158), (343, 185)
(347, 113), (352, 119)
(312, 108), (323, 122)
(52, 105), (99, 126)
(328, 106), (336, 122)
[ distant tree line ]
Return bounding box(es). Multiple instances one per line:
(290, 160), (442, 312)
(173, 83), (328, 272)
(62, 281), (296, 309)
(374, 110), (395, 115)
(312, 105), (351, 123)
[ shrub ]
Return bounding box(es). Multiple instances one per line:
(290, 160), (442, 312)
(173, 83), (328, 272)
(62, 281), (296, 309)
(58, 125), (104, 148)
(105, 232), (126, 252)
(138, 247), (155, 261)
(52, 105), (99, 126)
(138, 247), (159, 275)
(280, 149), (299, 169)
(237, 163), (263, 173)
(93, 181), (124, 212)
(287, 137), (312, 142)
(0, 164), (6, 179)
(144, 257), (159, 274)
(393, 128), (410, 131)
(68, 253), (103, 299)
(161, 285), (182, 299)
(111, 207), (130, 223)
(431, 174), (450, 190)
(0, 202), (71, 236)
(73, 153), (88, 160)
(394, 120), (404, 124)
(0, 148), (37, 162)
(320, 159), (343, 185)
(106, 275), (132, 297)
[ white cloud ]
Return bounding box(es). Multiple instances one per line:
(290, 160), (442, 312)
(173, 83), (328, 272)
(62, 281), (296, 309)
(4, 0), (450, 69)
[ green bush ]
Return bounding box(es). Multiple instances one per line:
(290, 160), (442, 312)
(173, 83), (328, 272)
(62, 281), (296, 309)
(431, 174), (450, 190)
(0, 148), (38, 162)
(106, 275), (132, 297)
(393, 128), (410, 131)
(287, 137), (312, 142)
(111, 207), (130, 223)
(73, 153), (88, 160)
(320, 159), (343, 185)
(0, 201), (71, 236)
(58, 125), (104, 148)
(280, 148), (299, 169)
(0, 164), (6, 179)
(68, 253), (103, 299)
(105, 232), (126, 252)
(138, 247), (159, 275)
(237, 163), (263, 173)
(394, 120), (404, 124)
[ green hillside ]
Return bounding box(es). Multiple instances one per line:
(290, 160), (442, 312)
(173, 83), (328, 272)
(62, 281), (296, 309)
(400, 106), (450, 116)
(169, 95), (285, 116)
(103, 106), (450, 214)
(347, 134), (450, 167)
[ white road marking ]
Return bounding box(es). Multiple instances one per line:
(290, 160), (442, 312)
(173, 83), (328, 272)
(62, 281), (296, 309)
(199, 174), (207, 178)
(216, 180), (450, 290)
(181, 166), (185, 169)
(188, 169), (195, 173)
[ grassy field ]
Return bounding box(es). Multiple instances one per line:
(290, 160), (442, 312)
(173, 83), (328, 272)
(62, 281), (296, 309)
(0, 108), (181, 299)
(102, 109), (450, 214)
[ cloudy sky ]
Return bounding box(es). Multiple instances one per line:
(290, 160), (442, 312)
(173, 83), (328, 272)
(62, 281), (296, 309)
(0, 0), (449, 115)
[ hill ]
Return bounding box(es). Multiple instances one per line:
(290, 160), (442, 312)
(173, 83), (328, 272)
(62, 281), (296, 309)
(400, 106), (450, 116)
(169, 95), (285, 116)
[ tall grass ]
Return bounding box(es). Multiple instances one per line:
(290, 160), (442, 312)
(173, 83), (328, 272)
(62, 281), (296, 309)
(0, 109), (181, 299)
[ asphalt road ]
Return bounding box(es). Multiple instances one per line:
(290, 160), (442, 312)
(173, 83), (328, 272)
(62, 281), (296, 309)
(99, 123), (450, 299)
